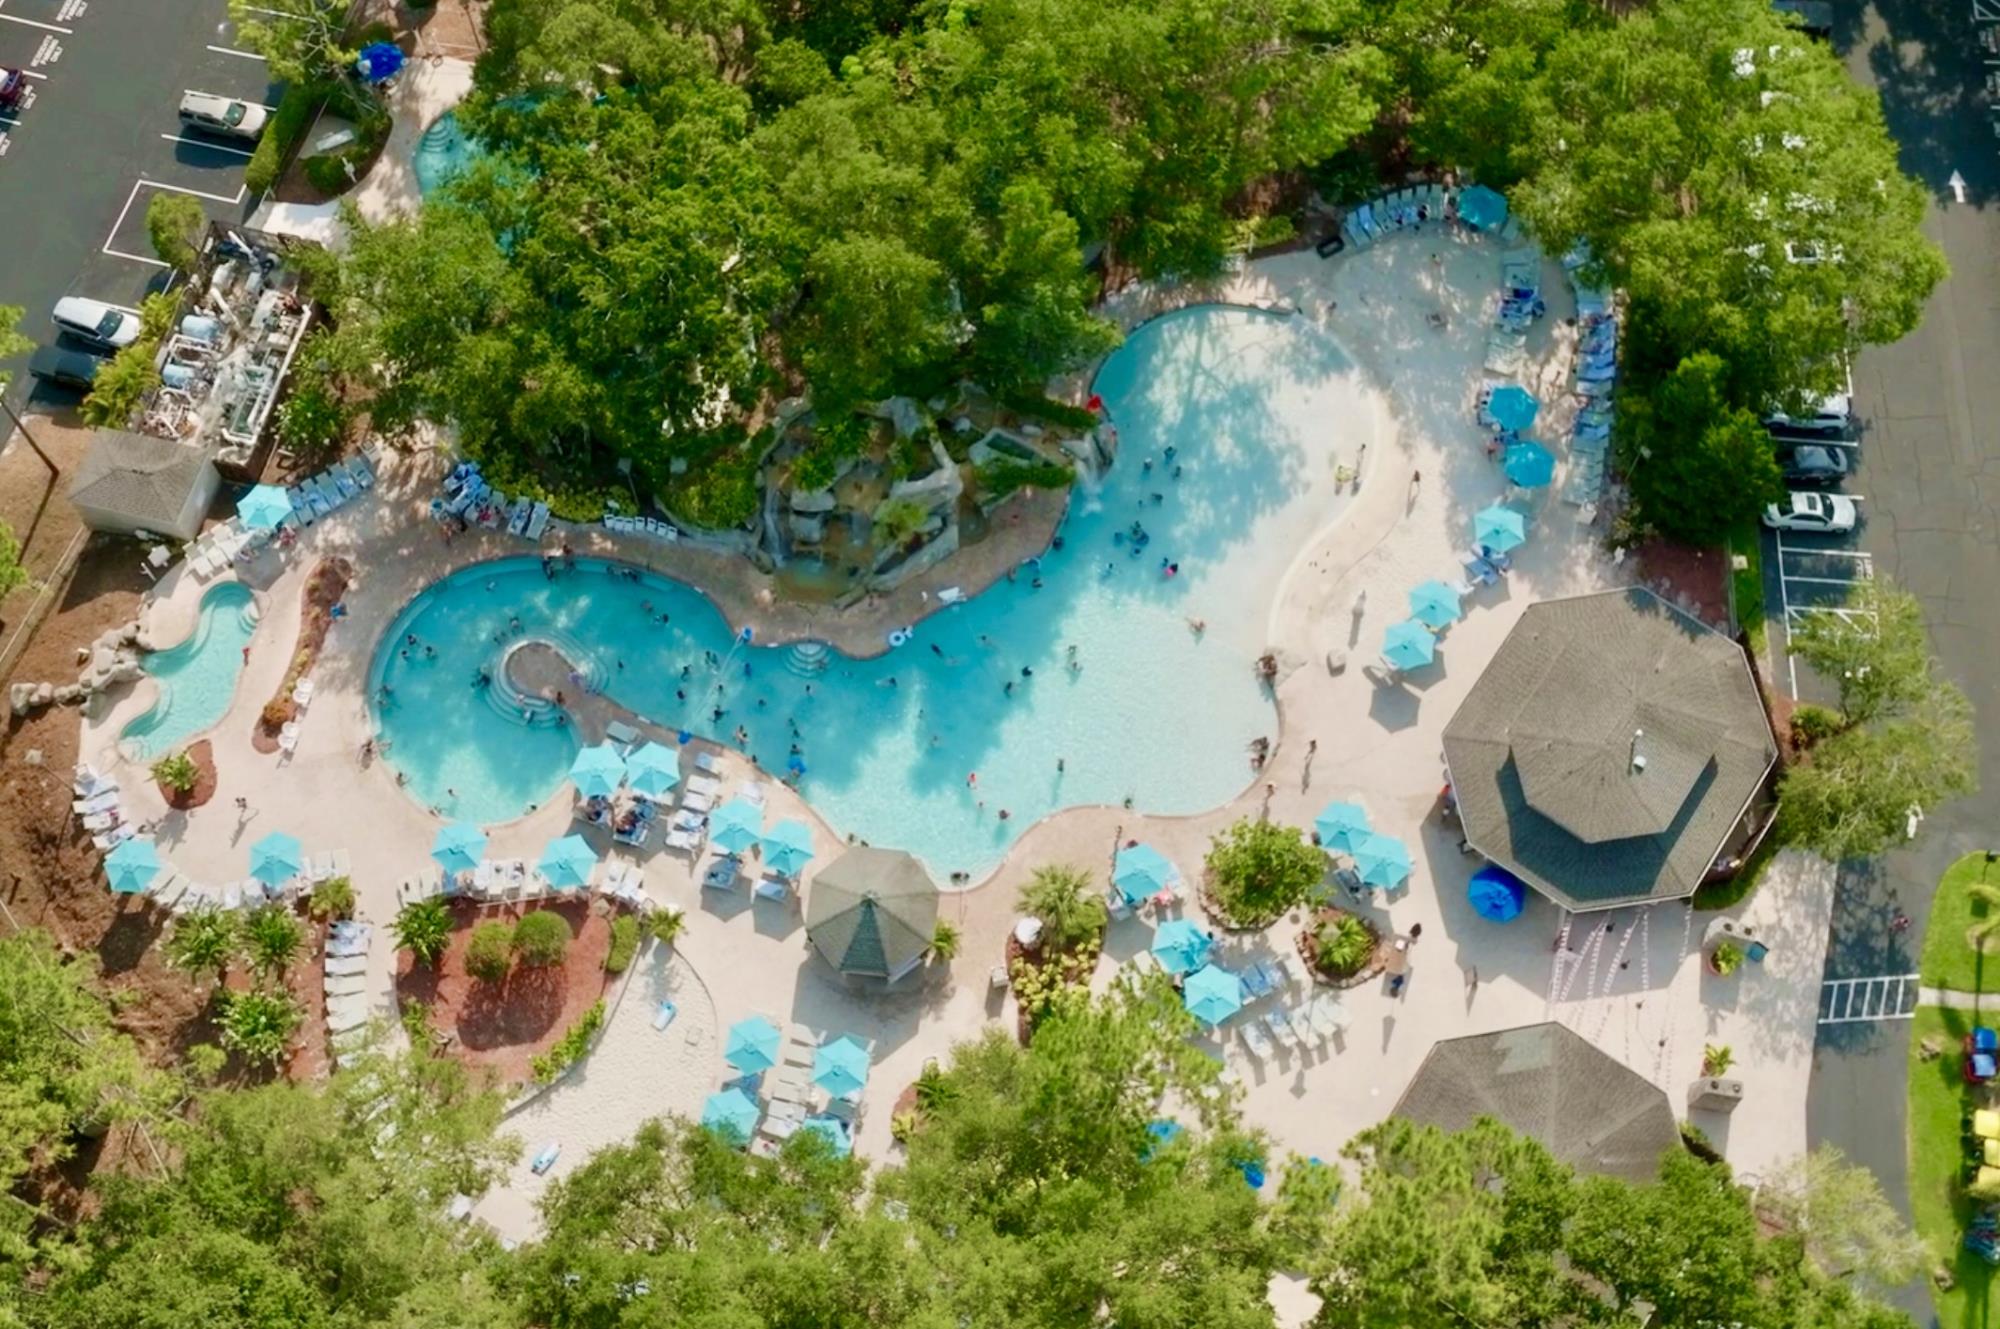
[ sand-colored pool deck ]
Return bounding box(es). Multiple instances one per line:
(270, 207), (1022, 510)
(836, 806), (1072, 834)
(80, 225), (1836, 1242)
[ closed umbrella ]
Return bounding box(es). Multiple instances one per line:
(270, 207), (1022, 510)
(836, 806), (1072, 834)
(724, 1014), (782, 1073)
(701, 1088), (760, 1144)
(249, 831), (303, 886)
(1503, 441), (1556, 488)
(237, 483), (293, 530)
(710, 798), (765, 855)
(569, 744), (626, 798)
(1183, 964), (1244, 1026)
(1469, 864), (1528, 922)
(1351, 833), (1414, 889)
(1486, 384), (1538, 433)
(1459, 184), (1509, 231)
(1113, 844), (1175, 905)
(105, 836), (163, 894)
(812, 1035), (872, 1099)
(1474, 505), (1527, 554)
(1314, 801), (1371, 855)
(431, 822), (486, 873)
(1407, 580), (1462, 630)
(625, 742), (681, 799)
(537, 834), (598, 890)
(761, 819), (816, 876)
(1151, 919), (1212, 976)
(1382, 620), (1436, 672)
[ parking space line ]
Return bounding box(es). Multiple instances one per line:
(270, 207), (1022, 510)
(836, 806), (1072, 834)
(19, 70), (47, 81)
(183, 87), (280, 112)
(205, 43), (265, 61)
(160, 133), (255, 158)
(0, 12), (69, 33)
(1786, 574), (1871, 587)
(1795, 548), (1874, 559)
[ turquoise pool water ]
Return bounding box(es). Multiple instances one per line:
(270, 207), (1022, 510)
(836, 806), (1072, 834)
(413, 110), (484, 198)
(121, 582), (258, 760)
(371, 305), (1363, 877)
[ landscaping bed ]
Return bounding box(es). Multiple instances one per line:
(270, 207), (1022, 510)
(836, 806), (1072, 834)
(1907, 1004), (1991, 1326)
(1294, 906), (1384, 989)
(252, 556), (352, 750)
(154, 739), (216, 810)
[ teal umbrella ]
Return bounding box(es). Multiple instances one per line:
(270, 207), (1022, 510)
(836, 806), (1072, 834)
(105, 836), (163, 894)
(761, 819), (816, 877)
(1183, 964), (1244, 1026)
(569, 743), (626, 798)
(537, 834), (598, 889)
(1382, 620), (1436, 672)
(1151, 919), (1212, 977)
(237, 483), (294, 531)
(701, 1088), (760, 1144)
(1503, 441), (1556, 488)
(724, 1014), (782, 1073)
(1474, 505), (1527, 554)
(1351, 833), (1414, 888)
(1459, 183), (1509, 231)
(1407, 580), (1462, 629)
(625, 742), (681, 799)
(1314, 801), (1371, 855)
(431, 822), (486, 873)
(800, 1114), (852, 1157)
(1486, 384), (1538, 433)
(249, 831), (303, 885)
(1113, 844), (1175, 905)
(812, 1035), (872, 1100)
(710, 798), (765, 855)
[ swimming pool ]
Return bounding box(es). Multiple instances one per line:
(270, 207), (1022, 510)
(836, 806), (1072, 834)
(371, 305), (1370, 877)
(413, 110), (484, 198)
(120, 581), (258, 760)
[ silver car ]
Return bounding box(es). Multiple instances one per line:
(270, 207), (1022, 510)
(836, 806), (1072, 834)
(1762, 490), (1858, 533)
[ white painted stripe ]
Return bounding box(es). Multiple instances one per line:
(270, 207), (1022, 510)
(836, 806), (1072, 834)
(160, 132), (254, 158)
(1785, 574), (1870, 587)
(103, 247), (170, 269)
(0, 11), (69, 33)
(100, 179), (144, 259)
(19, 69), (48, 81)
(205, 43), (265, 61)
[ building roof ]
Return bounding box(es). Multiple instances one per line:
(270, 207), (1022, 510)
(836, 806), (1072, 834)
(69, 430), (211, 527)
(1391, 1022), (1680, 1183)
(1441, 588), (1776, 911)
(805, 846), (938, 978)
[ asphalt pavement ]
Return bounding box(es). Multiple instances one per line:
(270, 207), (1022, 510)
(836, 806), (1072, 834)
(0, 0), (274, 411)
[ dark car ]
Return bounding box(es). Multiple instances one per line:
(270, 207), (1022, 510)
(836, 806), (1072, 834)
(1778, 443), (1849, 487)
(1772, 0), (1833, 35)
(0, 69), (23, 113)
(27, 345), (101, 392)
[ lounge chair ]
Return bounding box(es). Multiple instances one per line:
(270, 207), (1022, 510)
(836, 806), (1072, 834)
(684, 774), (722, 799)
(1287, 1004), (1318, 1046)
(679, 791), (714, 814)
(1265, 1009), (1300, 1052)
(1238, 1020), (1274, 1065)
(1309, 992), (1350, 1039)
(665, 827), (701, 854)
(606, 719), (640, 749)
(702, 856), (741, 891)
(293, 677), (315, 708)
(694, 751), (722, 775)
(279, 722), (300, 756)
(75, 790), (121, 815)
(91, 825), (136, 851)
(525, 503), (550, 540)
(754, 877), (789, 904)
(82, 811), (122, 833)
(738, 781), (766, 807)
(150, 873), (189, 908)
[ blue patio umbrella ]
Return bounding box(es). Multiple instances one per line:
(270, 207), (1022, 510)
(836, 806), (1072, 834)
(105, 836), (163, 894)
(1503, 441), (1556, 488)
(236, 483), (293, 531)
(1459, 183), (1509, 231)
(1151, 919), (1213, 976)
(1314, 801), (1372, 855)
(1407, 579), (1463, 630)
(761, 819), (816, 877)
(1473, 504), (1527, 554)
(1142, 1119), (1185, 1161)
(1113, 843), (1176, 905)
(1469, 864), (1528, 922)
(1486, 383), (1539, 433)
(431, 822), (486, 873)
(1351, 833), (1414, 889)
(724, 1014), (782, 1073)
(710, 798), (765, 855)
(701, 1088), (760, 1144)
(569, 743), (626, 798)
(356, 41), (405, 83)
(249, 831), (303, 886)
(1382, 620), (1436, 672)
(537, 834), (598, 889)
(1183, 964), (1244, 1026)
(800, 1115), (853, 1157)
(812, 1035), (872, 1100)
(625, 742), (681, 799)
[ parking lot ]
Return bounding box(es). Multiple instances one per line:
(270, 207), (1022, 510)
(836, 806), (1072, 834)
(1761, 436), (1870, 701)
(0, 0), (276, 407)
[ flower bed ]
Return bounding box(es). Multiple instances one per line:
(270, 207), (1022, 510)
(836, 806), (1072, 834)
(152, 739), (216, 810)
(252, 556), (352, 750)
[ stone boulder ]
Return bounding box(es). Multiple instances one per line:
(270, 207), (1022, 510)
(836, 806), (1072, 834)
(55, 684), (85, 706)
(789, 487), (837, 515)
(10, 682), (40, 716)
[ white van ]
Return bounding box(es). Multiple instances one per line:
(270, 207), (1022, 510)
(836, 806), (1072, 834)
(177, 91), (268, 141)
(51, 297), (142, 351)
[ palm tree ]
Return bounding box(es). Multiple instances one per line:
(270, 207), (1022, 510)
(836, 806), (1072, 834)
(219, 989), (302, 1066)
(241, 906), (304, 979)
(393, 897), (453, 969)
(151, 750), (199, 795)
(1018, 864), (1107, 952)
(647, 909), (687, 951)
(1968, 883), (2000, 953)
(308, 874), (355, 921)
(166, 908), (239, 985)
(1313, 914), (1373, 977)
(930, 920), (961, 963)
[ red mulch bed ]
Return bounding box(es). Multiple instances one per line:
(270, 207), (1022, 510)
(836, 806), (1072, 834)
(285, 915), (334, 1081)
(395, 897), (615, 1086)
(1632, 536), (1730, 631)
(156, 738), (216, 809)
(253, 557), (353, 750)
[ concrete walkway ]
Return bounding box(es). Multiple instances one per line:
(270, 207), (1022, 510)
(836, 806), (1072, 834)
(1920, 986), (1997, 1010)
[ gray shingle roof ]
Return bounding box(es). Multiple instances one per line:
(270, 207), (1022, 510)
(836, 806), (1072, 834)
(1442, 588), (1776, 910)
(1391, 1022), (1680, 1183)
(806, 847), (938, 978)
(69, 430), (209, 527)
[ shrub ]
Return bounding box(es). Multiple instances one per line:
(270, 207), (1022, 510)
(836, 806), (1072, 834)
(995, 389), (1100, 430)
(245, 79), (326, 195)
(604, 914), (640, 975)
(166, 907), (238, 983)
(393, 897), (452, 968)
(82, 341), (161, 428)
(241, 906), (304, 978)
(791, 440), (840, 493)
(978, 457), (1074, 504)
(219, 989), (302, 1065)
(464, 920), (513, 983)
(1702, 1043), (1734, 1076)
(151, 750), (199, 793)
(276, 378), (350, 464)
(1206, 819), (1323, 927)
(259, 698), (292, 734)
(1251, 213), (1298, 248)
(670, 446), (760, 530)
(1017, 864), (1107, 953)
(1311, 914), (1374, 977)
(872, 497), (930, 547)
(1789, 703), (1842, 749)
(308, 874), (354, 920)
(303, 151), (357, 194)
(511, 910), (571, 968)
(145, 192), (207, 270)
(929, 920), (961, 962)
(530, 1000), (605, 1082)
(1711, 941), (1744, 975)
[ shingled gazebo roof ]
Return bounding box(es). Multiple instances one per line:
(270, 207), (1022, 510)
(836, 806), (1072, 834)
(1441, 588), (1776, 911)
(805, 847), (938, 980)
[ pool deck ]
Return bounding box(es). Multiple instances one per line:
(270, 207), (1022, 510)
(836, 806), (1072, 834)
(78, 222), (1835, 1243)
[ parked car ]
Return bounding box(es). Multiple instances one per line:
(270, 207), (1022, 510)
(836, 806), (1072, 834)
(1764, 390), (1851, 437)
(1778, 443), (1849, 487)
(1771, 0), (1834, 36)
(51, 297), (141, 351)
(0, 68), (24, 113)
(27, 345), (101, 391)
(177, 90), (268, 141)
(1763, 490), (1858, 534)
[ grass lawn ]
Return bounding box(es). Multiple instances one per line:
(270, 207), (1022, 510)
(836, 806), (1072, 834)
(1692, 828), (1782, 912)
(1728, 522), (1767, 657)
(1922, 853), (2000, 994)
(1908, 1005), (1997, 1329)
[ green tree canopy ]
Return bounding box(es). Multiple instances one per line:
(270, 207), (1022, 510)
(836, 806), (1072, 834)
(1618, 352), (1785, 544)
